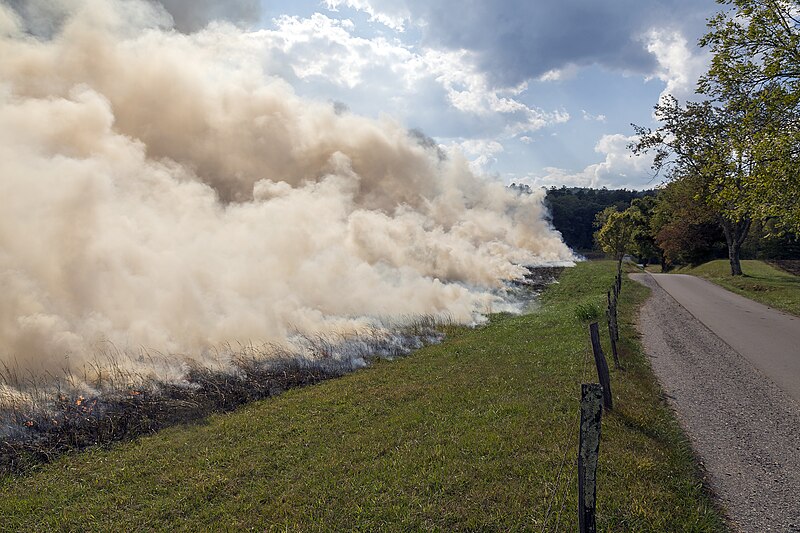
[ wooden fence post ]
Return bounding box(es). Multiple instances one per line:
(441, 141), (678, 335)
(579, 383), (603, 533)
(589, 322), (612, 410)
(608, 289), (619, 342)
(606, 309), (620, 368)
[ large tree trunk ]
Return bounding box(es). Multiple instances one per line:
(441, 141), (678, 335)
(721, 218), (752, 276)
(728, 240), (743, 276)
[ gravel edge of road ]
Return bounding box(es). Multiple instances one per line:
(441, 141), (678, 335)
(630, 273), (800, 533)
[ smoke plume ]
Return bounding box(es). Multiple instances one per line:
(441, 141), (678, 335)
(0, 0), (573, 382)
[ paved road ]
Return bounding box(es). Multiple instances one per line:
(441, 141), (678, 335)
(646, 274), (800, 402)
(631, 273), (800, 532)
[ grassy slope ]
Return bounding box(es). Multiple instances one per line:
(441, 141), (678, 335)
(675, 260), (800, 316)
(0, 262), (725, 531)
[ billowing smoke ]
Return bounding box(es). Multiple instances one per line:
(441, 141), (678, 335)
(0, 0), (573, 383)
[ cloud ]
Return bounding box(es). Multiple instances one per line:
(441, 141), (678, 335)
(155, 0), (260, 32)
(4, 0), (261, 35)
(410, 49), (570, 135)
(323, 0), (408, 31)
(582, 110), (607, 123)
(645, 29), (712, 103)
(445, 139), (505, 174)
(256, 13), (415, 88)
(537, 65), (579, 82)
(331, 0), (714, 86)
(239, 13), (568, 139)
(518, 134), (657, 189)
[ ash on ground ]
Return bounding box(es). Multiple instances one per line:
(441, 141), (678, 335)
(0, 323), (446, 474)
(506, 265), (567, 312)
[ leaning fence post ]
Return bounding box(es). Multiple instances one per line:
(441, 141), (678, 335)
(606, 309), (620, 368)
(589, 322), (612, 410)
(608, 289), (619, 342)
(579, 383), (603, 533)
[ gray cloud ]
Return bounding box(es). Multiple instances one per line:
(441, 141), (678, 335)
(3, 0), (261, 35)
(357, 0), (714, 86)
(155, 0), (260, 32)
(4, 0), (80, 36)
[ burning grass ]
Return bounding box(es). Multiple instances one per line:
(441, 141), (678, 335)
(0, 265), (567, 474)
(0, 317), (453, 474)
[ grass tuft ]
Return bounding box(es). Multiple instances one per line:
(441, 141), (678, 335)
(574, 302), (601, 322)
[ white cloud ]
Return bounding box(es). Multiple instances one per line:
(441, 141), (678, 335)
(323, 0), (409, 31)
(644, 29), (711, 103)
(537, 64), (579, 82)
(581, 110), (607, 122)
(249, 13), (414, 88)
(444, 138), (505, 173)
(517, 134), (657, 189)
(323, 0), (715, 89)
(232, 13), (569, 139)
(410, 48), (569, 134)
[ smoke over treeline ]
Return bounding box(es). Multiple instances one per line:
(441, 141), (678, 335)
(0, 0), (573, 386)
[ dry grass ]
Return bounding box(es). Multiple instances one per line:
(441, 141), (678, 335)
(0, 316), (455, 474)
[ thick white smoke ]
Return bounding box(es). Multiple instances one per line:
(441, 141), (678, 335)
(0, 0), (574, 380)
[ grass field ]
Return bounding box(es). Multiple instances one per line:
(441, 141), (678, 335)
(673, 260), (800, 317)
(0, 261), (725, 531)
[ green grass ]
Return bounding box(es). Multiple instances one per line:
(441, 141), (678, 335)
(675, 259), (800, 316)
(0, 262), (725, 531)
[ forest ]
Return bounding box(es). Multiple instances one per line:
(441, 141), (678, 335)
(537, 185), (800, 267)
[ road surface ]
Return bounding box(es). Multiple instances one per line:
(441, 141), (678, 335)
(630, 273), (800, 532)
(646, 273), (800, 402)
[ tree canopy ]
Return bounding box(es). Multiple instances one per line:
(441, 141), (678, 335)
(698, 0), (800, 233)
(628, 0), (800, 274)
(632, 96), (754, 275)
(593, 206), (636, 265)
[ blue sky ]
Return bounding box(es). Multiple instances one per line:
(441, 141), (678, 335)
(168, 0), (720, 190)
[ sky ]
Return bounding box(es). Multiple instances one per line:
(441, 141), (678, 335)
(5, 0), (721, 192)
(215, 0), (719, 191)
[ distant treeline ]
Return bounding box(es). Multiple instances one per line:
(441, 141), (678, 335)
(510, 184), (800, 264)
(542, 186), (654, 252)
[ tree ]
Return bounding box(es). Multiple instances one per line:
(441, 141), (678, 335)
(626, 197), (660, 267)
(700, 0), (800, 99)
(699, 0), (800, 233)
(650, 179), (727, 270)
(632, 97), (755, 275)
(594, 206), (636, 270)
